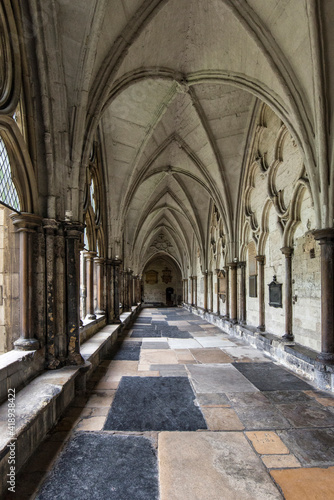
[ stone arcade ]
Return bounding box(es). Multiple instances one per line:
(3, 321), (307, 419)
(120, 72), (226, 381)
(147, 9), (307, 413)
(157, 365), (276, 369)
(0, 1), (334, 498)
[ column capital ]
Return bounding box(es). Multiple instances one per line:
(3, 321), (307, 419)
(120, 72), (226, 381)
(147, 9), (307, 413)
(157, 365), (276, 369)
(228, 261), (238, 269)
(83, 250), (97, 260)
(281, 246), (293, 257)
(313, 228), (334, 243)
(42, 218), (60, 234)
(94, 256), (105, 265)
(111, 257), (122, 267)
(63, 221), (85, 239)
(10, 212), (42, 232)
(237, 261), (246, 268)
(255, 255), (265, 264)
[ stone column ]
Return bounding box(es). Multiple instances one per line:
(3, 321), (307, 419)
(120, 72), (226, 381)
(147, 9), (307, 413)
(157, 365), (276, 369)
(215, 269), (220, 316)
(238, 261), (246, 325)
(128, 270), (133, 307)
(64, 222), (85, 365)
(204, 272), (208, 312)
(11, 213), (42, 351)
(79, 244), (87, 322)
(314, 229), (334, 362)
(190, 276), (194, 306)
(223, 266), (229, 318)
(256, 255), (265, 331)
(106, 259), (113, 324)
(84, 251), (97, 320)
(209, 272), (213, 312)
(94, 257), (105, 315)
(111, 257), (122, 323)
(193, 276), (198, 307)
(281, 247), (294, 340)
(43, 219), (61, 368)
(229, 262), (238, 323)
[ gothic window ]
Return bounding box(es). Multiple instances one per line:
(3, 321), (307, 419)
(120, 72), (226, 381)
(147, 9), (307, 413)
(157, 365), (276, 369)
(0, 136), (20, 211)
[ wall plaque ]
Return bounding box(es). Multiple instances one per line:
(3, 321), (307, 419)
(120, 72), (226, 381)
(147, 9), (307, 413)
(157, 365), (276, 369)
(268, 275), (282, 308)
(145, 270), (158, 284)
(218, 270), (226, 294)
(161, 267), (172, 284)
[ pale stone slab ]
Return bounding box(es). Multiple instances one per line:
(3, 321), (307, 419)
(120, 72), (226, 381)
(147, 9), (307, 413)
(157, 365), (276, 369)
(75, 417), (106, 431)
(159, 432), (282, 500)
(168, 339), (202, 350)
(262, 454), (301, 469)
(190, 348), (233, 364)
(194, 337), (235, 348)
(142, 338), (167, 342)
(167, 321), (190, 326)
(246, 431), (290, 455)
(174, 349), (196, 362)
(140, 349), (179, 365)
(187, 364), (259, 393)
(271, 467), (334, 499)
(221, 346), (272, 362)
(85, 394), (115, 408)
(202, 407), (244, 430)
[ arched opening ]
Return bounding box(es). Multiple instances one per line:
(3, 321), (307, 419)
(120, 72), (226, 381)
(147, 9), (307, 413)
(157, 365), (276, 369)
(142, 255), (182, 307)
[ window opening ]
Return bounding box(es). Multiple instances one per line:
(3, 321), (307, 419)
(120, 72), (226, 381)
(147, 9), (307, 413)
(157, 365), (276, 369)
(0, 136), (20, 211)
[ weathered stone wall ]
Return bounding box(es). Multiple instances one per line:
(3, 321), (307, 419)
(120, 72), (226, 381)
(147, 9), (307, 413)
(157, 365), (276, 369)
(0, 206), (20, 353)
(143, 258), (182, 305)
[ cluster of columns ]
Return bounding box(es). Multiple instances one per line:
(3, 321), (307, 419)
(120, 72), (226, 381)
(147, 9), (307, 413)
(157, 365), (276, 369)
(9, 213), (143, 368)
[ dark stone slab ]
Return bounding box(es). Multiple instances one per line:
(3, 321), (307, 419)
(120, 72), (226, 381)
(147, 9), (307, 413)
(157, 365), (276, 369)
(277, 402), (334, 428)
(150, 364), (188, 376)
(131, 330), (162, 338)
(278, 428), (334, 466)
(110, 341), (142, 361)
(264, 391), (317, 405)
(157, 327), (193, 338)
(232, 362), (313, 391)
(233, 403), (291, 430)
(104, 376), (207, 431)
(226, 392), (271, 407)
(36, 433), (159, 500)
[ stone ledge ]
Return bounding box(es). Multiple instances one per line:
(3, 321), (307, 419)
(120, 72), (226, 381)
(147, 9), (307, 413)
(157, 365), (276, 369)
(0, 304), (141, 497)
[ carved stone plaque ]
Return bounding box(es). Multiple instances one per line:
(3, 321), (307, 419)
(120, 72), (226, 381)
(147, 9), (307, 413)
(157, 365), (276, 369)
(145, 270), (158, 284)
(268, 276), (282, 308)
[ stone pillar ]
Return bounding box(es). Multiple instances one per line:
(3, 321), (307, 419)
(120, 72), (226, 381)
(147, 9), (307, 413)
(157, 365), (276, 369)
(215, 269), (220, 316)
(11, 213), (42, 351)
(84, 251), (97, 320)
(314, 229), (334, 362)
(64, 222), (85, 365)
(79, 245), (87, 321)
(128, 270), (133, 307)
(209, 271), (213, 312)
(223, 266), (229, 318)
(281, 247), (294, 340)
(43, 219), (62, 368)
(238, 261), (246, 325)
(193, 276), (198, 307)
(229, 262), (238, 323)
(204, 272), (208, 312)
(94, 257), (105, 315)
(106, 259), (113, 324)
(256, 255), (265, 331)
(190, 276), (194, 306)
(111, 257), (122, 323)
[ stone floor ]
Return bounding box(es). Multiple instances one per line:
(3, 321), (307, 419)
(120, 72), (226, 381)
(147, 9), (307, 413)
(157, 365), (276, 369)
(8, 308), (334, 499)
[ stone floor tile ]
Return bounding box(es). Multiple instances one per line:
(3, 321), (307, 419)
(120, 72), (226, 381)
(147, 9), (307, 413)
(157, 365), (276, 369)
(278, 401), (334, 428)
(196, 393), (230, 406)
(3, 472), (46, 500)
(93, 379), (120, 390)
(75, 416), (106, 431)
(233, 404), (290, 430)
(168, 338), (202, 349)
(277, 428), (334, 466)
(222, 346), (272, 362)
(141, 342), (170, 349)
(270, 467), (334, 499)
(202, 407), (245, 430)
(150, 364), (188, 377)
(226, 391), (270, 406)
(158, 432), (282, 500)
(261, 454), (301, 469)
(190, 348), (233, 364)
(264, 390), (315, 404)
(194, 337), (235, 348)
(174, 349), (195, 361)
(85, 394), (115, 408)
(245, 431), (290, 454)
(139, 349), (179, 365)
(187, 364), (259, 393)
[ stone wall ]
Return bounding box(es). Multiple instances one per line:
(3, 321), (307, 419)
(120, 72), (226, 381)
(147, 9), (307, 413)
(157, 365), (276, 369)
(143, 257), (182, 305)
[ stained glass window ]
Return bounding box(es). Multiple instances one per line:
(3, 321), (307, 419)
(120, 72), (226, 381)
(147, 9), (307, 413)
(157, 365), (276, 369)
(0, 136), (20, 211)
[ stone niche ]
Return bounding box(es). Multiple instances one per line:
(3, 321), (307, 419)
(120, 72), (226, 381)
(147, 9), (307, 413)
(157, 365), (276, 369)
(143, 257), (182, 306)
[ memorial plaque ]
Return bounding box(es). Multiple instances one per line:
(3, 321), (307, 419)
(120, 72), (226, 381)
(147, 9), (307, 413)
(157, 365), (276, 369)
(145, 270), (158, 284)
(268, 275), (282, 308)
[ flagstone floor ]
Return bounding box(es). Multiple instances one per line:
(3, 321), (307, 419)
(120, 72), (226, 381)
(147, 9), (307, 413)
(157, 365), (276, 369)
(9, 308), (334, 499)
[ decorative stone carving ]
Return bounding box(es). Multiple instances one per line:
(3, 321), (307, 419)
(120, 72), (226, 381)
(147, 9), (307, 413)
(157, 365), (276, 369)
(151, 233), (173, 253)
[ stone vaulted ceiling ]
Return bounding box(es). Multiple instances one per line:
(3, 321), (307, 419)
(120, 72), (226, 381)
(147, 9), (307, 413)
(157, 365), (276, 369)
(51, 0), (326, 275)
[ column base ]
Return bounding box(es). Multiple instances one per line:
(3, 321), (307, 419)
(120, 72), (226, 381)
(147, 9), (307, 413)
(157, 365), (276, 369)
(316, 352), (334, 364)
(95, 309), (105, 315)
(14, 338), (40, 351)
(85, 313), (97, 321)
(258, 325), (265, 332)
(282, 333), (294, 341)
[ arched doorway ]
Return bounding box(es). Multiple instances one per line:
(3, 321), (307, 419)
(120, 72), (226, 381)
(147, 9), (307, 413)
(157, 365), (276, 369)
(142, 255), (182, 307)
(166, 287), (174, 306)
